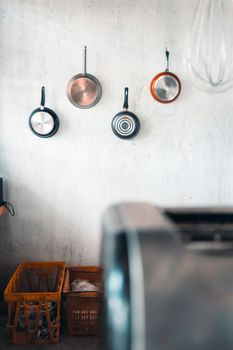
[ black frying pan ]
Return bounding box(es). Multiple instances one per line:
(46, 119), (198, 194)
(112, 87), (140, 140)
(29, 87), (59, 138)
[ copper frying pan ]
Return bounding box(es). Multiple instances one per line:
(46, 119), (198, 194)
(150, 49), (181, 103)
(67, 46), (102, 109)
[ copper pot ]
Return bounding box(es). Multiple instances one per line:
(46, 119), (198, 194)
(67, 46), (102, 109)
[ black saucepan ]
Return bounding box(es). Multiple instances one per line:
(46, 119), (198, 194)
(29, 87), (59, 138)
(112, 87), (140, 140)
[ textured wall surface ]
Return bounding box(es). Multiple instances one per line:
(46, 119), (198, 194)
(1, 0), (233, 285)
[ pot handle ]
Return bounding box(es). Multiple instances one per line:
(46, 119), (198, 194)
(165, 48), (169, 72)
(123, 87), (129, 110)
(40, 86), (45, 110)
(83, 45), (87, 75)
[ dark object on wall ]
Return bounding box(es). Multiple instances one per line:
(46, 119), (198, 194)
(0, 178), (15, 216)
(101, 203), (233, 350)
(0, 178), (3, 206)
(63, 266), (103, 336)
(150, 48), (181, 103)
(112, 88), (140, 139)
(29, 87), (59, 138)
(67, 46), (102, 109)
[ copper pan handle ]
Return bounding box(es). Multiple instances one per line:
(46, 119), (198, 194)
(83, 46), (87, 75)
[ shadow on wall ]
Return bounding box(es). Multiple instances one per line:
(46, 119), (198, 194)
(0, 211), (14, 308)
(0, 183), (84, 305)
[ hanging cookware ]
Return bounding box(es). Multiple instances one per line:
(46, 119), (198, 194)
(29, 87), (59, 138)
(184, 0), (233, 93)
(150, 48), (181, 103)
(67, 46), (102, 109)
(112, 87), (140, 140)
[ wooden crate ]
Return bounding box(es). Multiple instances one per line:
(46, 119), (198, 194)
(4, 262), (66, 344)
(63, 266), (102, 336)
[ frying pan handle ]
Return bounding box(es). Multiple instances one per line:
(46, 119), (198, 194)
(165, 48), (169, 72)
(123, 87), (129, 110)
(83, 46), (87, 75)
(40, 86), (45, 110)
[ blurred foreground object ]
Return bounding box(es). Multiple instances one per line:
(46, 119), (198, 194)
(0, 205), (6, 216)
(101, 203), (233, 350)
(184, 0), (233, 93)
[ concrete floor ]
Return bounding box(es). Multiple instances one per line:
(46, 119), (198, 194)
(0, 315), (100, 350)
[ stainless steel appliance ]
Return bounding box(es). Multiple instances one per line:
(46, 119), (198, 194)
(101, 203), (233, 350)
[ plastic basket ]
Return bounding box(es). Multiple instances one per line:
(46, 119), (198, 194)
(4, 261), (66, 344)
(63, 266), (102, 336)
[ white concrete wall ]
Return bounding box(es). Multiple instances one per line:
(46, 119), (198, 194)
(1, 0), (233, 277)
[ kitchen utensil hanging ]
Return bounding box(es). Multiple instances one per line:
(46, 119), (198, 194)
(150, 48), (181, 103)
(184, 0), (233, 93)
(29, 87), (59, 138)
(67, 46), (102, 109)
(112, 87), (140, 140)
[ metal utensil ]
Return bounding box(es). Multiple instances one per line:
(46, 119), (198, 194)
(150, 48), (181, 103)
(29, 87), (59, 138)
(67, 46), (102, 109)
(112, 87), (140, 140)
